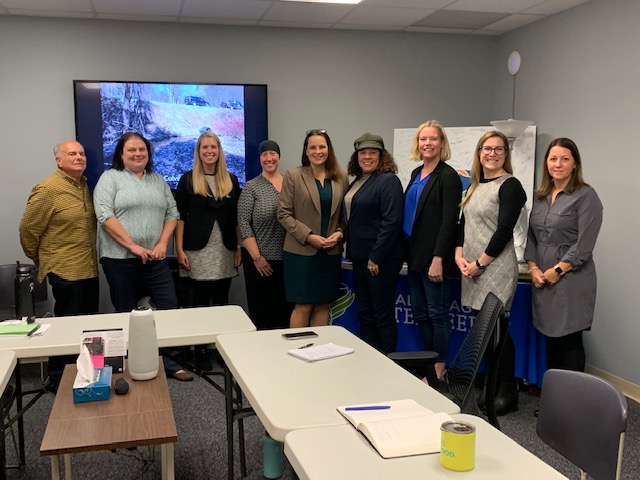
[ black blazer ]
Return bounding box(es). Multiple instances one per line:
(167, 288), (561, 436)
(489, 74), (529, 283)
(405, 161), (462, 274)
(175, 171), (240, 251)
(345, 172), (404, 265)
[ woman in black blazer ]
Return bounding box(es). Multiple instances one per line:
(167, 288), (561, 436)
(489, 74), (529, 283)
(344, 133), (404, 354)
(175, 131), (242, 369)
(404, 120), (462, 380)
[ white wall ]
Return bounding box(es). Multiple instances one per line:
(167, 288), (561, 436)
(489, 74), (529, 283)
(494, 0), (640, 385)
(0, 16), (496, 311)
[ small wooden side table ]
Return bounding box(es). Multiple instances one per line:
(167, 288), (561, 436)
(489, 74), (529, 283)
(40, 360), (177, 480)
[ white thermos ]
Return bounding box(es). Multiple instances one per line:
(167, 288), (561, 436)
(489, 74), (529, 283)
(128, 307), (159, 380)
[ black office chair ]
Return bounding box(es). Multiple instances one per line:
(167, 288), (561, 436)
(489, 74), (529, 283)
(0, 264), (48, 321)
(389, 292), (504, 420)
(537, 369), (628, 480)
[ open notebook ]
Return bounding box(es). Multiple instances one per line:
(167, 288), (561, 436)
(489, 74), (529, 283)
(287, 343), (354, 362)
(337, 399), (453, 459)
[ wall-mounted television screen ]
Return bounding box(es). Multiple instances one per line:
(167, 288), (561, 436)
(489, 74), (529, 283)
(73, 81), (268, 190)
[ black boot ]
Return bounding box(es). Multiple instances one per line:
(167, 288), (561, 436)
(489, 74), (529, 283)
(494, 381), (519, 416)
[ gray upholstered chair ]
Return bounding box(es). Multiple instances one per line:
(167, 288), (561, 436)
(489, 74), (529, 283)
(537, 369), (628, 480)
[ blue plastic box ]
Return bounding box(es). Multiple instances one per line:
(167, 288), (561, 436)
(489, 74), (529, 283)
(72, 366), (112, 403)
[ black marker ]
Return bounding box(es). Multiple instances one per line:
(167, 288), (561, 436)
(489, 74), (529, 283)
(298, 343), (314, 349)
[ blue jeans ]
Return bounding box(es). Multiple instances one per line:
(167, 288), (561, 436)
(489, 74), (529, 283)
(100, 257), (184, 374)
(408, 271), (453, 363)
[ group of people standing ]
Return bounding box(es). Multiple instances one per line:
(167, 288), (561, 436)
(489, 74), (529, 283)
(272, 122), (602, 396)
(18, 122), (602, 397)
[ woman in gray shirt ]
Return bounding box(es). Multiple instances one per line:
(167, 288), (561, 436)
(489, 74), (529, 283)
(525, 138), (603, 372)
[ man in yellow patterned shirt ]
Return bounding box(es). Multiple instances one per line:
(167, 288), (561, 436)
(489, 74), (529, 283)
(19, 140), (99, 390)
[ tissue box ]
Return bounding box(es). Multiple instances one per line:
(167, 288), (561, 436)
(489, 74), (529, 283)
(72, 366), (113, 404)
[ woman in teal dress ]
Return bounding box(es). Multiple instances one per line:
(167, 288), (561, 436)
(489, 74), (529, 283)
(277, 130), (348, 328)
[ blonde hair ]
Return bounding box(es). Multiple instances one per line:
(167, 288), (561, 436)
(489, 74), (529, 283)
(461, 131), (512, 207)
(408, 120), (451, 162)
(192, 132), (233, 198)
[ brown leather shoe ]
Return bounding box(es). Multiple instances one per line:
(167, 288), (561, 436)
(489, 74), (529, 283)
(171, 370), (194, 382)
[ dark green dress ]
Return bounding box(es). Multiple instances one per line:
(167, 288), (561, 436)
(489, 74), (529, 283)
(284, 179), (341, 303)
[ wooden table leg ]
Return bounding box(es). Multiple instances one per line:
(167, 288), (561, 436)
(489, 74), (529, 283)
(50, 455), (60, 480)
(64, 454), (72, 479)
(160, 443), (175, 480)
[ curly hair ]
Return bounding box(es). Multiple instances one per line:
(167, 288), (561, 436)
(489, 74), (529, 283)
(347, 149), (398, 177)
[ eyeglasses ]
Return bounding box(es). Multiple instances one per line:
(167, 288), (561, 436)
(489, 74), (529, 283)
(306, 129), (327, 135)
(479, 146), (507, 155)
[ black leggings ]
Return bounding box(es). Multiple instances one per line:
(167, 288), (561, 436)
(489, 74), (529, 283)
(189, 278), (232, 307)
(545, 331), (585, 372)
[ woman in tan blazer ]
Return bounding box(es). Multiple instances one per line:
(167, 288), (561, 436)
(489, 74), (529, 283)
(277, 130), (348, 327)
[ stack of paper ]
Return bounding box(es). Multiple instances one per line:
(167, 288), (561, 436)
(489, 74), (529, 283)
(287, 342), (354, 362)
(337, 399), (453, 458)
(0, 323), (40, 336)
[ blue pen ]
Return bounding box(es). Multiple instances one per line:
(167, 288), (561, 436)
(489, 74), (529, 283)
(345, 405), (391, 411)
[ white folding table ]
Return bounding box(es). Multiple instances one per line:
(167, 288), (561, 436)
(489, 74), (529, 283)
(284, 413), (568, 480)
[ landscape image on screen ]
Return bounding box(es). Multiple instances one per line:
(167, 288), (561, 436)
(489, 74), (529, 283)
(99, 82), (246, 188)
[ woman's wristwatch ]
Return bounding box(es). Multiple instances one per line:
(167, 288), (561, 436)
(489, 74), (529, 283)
(554, 265), (565, 276)
(475, 259), (486, 270)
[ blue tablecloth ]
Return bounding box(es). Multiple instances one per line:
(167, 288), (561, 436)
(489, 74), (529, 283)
(331, 269), (547, 387)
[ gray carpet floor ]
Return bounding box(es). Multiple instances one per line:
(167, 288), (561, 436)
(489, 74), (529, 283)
(4, 361), (640, 479)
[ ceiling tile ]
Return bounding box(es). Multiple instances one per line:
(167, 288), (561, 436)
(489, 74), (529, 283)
(334, 23), (404, 31)
(180, 16), (258, 26)
(257, 19), (335, 29)
(446, 0), (545, 14)
(264, 2), (354, 23)
(482, 13), (545, 30)
(0, 0), (91, 11)
(95, 13), (179, 22)
(414, 10), (508, 29)
(363, 0), (451, 7)
(523, 0), (590, 15)
(339, 6), (432, 26)
(6, 8), (93, 18)
(405, 25), (474, 35)
(182, 0), (270, 20)
(93, 0), (181, 16)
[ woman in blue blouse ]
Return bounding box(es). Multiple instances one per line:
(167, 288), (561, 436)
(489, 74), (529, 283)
(404, 120), (462, 380)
